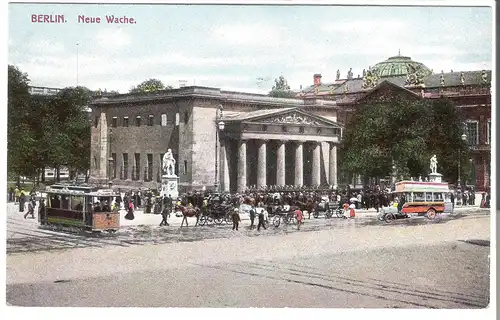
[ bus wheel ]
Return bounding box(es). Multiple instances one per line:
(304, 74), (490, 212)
(383, 213), (395, 223)
(426, 208), (437, 220)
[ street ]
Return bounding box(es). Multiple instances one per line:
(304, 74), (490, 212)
(6, 203), (490, 308)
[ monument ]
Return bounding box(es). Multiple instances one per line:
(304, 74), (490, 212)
(428, 154), (443, 183)
(160, 149), (179, 198)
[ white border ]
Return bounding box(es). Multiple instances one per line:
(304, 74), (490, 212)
(3, 1), (496, 320)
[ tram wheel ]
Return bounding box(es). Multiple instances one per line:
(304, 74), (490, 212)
(426, 208), (437, 220)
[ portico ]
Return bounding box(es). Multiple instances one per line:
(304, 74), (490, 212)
(218, 108), (342, 192)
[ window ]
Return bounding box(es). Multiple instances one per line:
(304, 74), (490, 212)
(465, 120), (479, 145)
(148, 115), (154, 126)
(94, 116), (99, 128)
(135, 116), (141, 127)
(487, 120), (491, 144)
(146, 154), (153, 181)
(262, 125), (268, 132)
(175, 113), (180, 126)
(413, 192), (425, 202)
(161, 114), (167, 126)
(111, 153), (117, 179)
(122, 153), (128, 180)
(184, 111), (189, 124)
(183, 160), (188, 175)
(71, 196), (84, 211)
(134, 153), (141, 181)
(282, 126), (287, 132)
(433, 193), (444, 201)
(425, 192), (433, 202)
(111, 117), (117, 128)
(299, 127), (304, 133)
(317, 128), (322, 134)
(123, 117), (129, 127)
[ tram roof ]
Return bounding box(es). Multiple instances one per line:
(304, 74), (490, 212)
(45, 187), (119, 197)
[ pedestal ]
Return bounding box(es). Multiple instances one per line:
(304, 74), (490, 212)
(160, 175), (179, 199)
(428, 172), (443, 183)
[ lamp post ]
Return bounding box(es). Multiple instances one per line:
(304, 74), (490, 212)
(214, 104), (225, 193)
(458, 133), (467, 187)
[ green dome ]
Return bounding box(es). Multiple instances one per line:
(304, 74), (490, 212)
(370, 55), (432, 78)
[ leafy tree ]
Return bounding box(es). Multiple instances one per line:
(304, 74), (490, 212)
(339, 93), (469, 184)
(7, 65), (37, 180)
(130, 78), (173, 93)
(269, 75), (297, 98)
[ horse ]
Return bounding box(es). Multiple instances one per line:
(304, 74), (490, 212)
(175, 205), (201, 227)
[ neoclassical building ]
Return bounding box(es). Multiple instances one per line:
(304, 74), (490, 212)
(298, 53), (491, 191)
(89, 88), (342, 193)
(89, 53), (491, 192)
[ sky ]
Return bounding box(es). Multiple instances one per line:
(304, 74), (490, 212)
(8, 2), (493, 94)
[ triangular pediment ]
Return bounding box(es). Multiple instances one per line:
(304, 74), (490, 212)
(356, 80), (421, 104)
(245, 108), (341, 128)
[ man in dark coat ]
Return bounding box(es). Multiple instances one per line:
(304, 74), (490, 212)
(232, 208), (241, 231)
(257, 209), (267, 231)
(249, 206), (256, 229)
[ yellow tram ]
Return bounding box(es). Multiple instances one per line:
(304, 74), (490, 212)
(40, 185), (120, 233)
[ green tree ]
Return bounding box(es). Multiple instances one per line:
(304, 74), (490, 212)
(269, 75), (297, 98)
(7, 65), (37, 181)
(339, 93), (469, 183)
(130, 78), (173, 93)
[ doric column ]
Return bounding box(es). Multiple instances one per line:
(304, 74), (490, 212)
(329, 142), (337, 187)
(294, 142), (303, 186)
(312, 142), (321, 186)
(221, 139), (230, 192)
(276, 140), (286, 186)
(237, 140), (247, 192)
(257, 140), (267, 189)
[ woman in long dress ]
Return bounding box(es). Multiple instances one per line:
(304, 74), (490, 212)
(125, 201), (135, 220)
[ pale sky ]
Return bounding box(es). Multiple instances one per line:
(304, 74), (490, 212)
(8, 2), (493, 94)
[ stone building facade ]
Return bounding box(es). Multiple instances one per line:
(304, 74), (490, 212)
(299, 54), (492, 191)
(89, 87), (341, 193)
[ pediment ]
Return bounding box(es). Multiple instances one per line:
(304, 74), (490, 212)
(247, 109), (340, 128)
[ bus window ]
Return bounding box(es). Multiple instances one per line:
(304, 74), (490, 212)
(433, 193), (444, 201)
(404, 192), (413, 202)
(414, 192), (425, 202)
(425, 193), (433, 202)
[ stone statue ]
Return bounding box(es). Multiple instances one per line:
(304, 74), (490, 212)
(460, 72), (465, 85)
(336, 69), (340, 80)
(481, 70), (488, 83)
(430, 155), (438, 174)
(347, 68), (353, 80)
(362, 69), (366, 77)
(162, 149), (176, 176)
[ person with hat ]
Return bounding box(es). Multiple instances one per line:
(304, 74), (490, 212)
(232, 207), (241, 231)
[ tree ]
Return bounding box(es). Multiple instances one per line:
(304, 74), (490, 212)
(130, 78), (173, 93)
(269, 75), (297, 98)
(7, 65), (37, 180)
(339, 93), (469, 184)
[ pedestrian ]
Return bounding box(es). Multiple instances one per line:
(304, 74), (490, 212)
(450, 192), (455, 210)
(14, 186), (20, 204)
(24, 199), (35, 219)
(294, 207), (303, 230)
(125, 201), (135, 220)
(249, 206), (256, 229)
(38, 199), (46, 223)
(160, 201), (170, 226)
(8, 186), (14, 202)
(19, 189), (26, 212)
(257, 209), (267, 231)
(231, 208), (241, 231)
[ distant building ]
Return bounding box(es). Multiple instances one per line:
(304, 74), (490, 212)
(28, 86), (62, 96)
(298, 53), (491, 191)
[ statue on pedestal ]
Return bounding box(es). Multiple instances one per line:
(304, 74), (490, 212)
(162, 149), (176, 176)
(430, 155), (438, 174)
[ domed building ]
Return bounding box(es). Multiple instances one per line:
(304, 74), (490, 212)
(299, 53), (491, 192)
(370, 53), (432, 78)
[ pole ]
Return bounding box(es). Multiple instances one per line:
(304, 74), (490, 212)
(214, 125), (219, 192)
(76, 43), (79, 86)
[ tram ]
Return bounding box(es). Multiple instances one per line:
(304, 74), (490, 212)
(40, 185), (121, 233)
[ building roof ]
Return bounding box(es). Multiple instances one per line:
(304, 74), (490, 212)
(423, 70), (492, 88)
(371, 55), (432, 78)
(223, 108), (296, 121)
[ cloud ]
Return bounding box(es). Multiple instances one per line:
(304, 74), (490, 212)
(211, 23), (285, 45)
(95, 28), (131, 48)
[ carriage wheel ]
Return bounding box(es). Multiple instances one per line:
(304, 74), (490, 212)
(313, 211), (319, 219)
(225, 216), (232, 224)
(199, 215), (208, 226)
(383, 213), (395, 223)
(272, 216), (281, 228)
(214, 217), (223, 225)
(426, 208), (437, 220)
(335, 209), (343, 218)
(325, 210), (332, 219)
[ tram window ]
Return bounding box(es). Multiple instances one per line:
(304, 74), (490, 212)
(50, 196), (61, 208)
(61, 195), (70, 210)
(404, 192), (412, 202)
(413, 192), (425, 202)
(433, 193), (444, 201)
(71, 196), (84, 211)
(425, 193), (433, 202)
